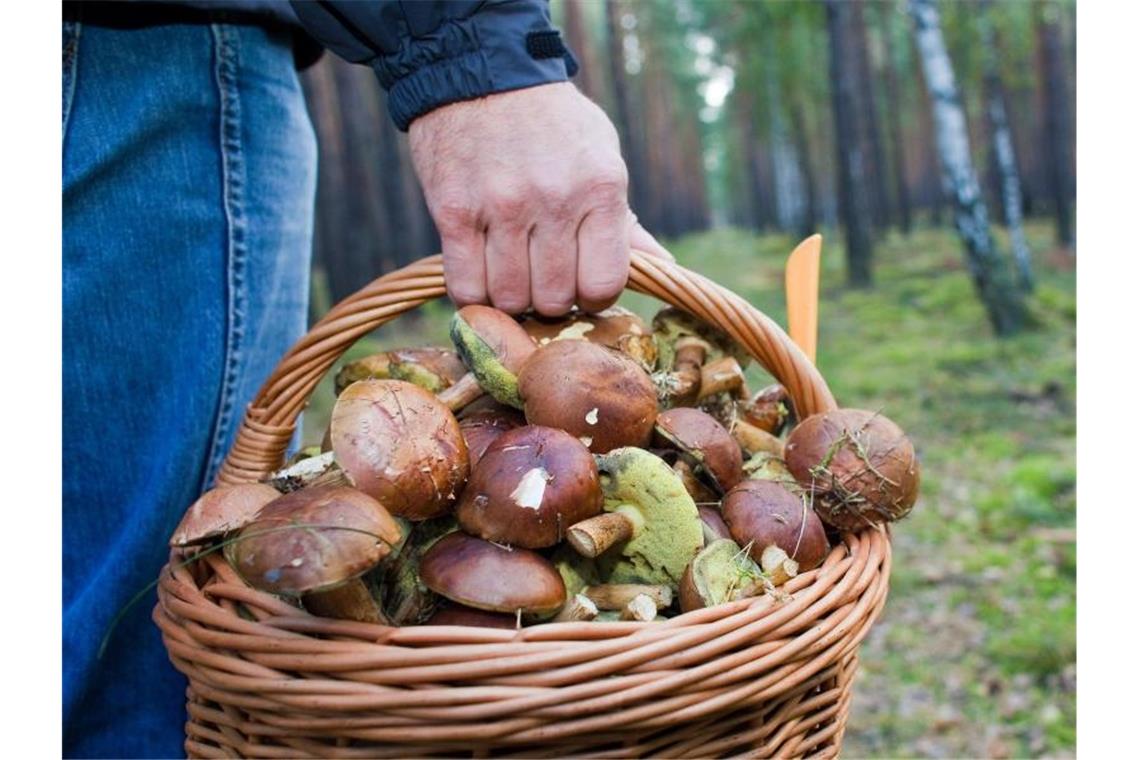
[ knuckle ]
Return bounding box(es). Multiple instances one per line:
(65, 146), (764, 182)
(433, 196), (480, 234)
(488, 191), (529, 221)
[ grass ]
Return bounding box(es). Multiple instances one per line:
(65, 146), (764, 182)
(301, 219), (1075, 759)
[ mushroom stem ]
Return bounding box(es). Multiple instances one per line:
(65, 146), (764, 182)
(552, 593), (599, 622)
(620, 594), (659, 622)
(731, 418), (786, 457)
(656, 337), (708, 405)
(584, 584), (673, 610)
(760, 545), (800, 586)
(567, 512), (636, 557)
(697, 356), (747, 401)
(436, 372), (485, 412)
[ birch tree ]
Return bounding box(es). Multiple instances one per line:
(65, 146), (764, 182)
(978, 3), (1033, 291)
(910, 0), (1026, 335)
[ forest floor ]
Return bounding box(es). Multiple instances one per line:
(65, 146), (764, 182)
(302, 220), (1076, 759)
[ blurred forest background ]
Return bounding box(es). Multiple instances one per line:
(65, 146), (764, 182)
(299, 1), (1077, 757)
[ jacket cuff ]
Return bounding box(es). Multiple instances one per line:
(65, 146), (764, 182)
(372, 1), (574, 131)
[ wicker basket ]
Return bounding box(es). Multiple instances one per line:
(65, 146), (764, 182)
(154, 250), (892, 758)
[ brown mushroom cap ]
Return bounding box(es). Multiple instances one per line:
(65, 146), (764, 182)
(654, 407), (744, 493)
(457, 425), (602, 548)
(419, 532), (566, 616)
(521, 306), (657, 371)
(784, 409), (920, 531)
(721, 480), (829, 571)
(225, 486), (404, 596)
(450, 305), (537, 407)
(330, 379), (469, 520)
(424, 603), (520, 629)
(738, 384), (792, 435)
(458, 405), (525, 467)
(517, 340), (657, 454)
(170, 483), (281, 547)
(697, 505), (733, 545)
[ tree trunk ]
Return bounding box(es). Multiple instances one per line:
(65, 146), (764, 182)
(826, 0), (873, 286)
(1037, 5), (1075, 248)
(604, 0), (650, 224)
(910, 0), (1026, 335)
(978, 4), (1033, 291)
(852, 0), (891, 232)
(563, 0), (602, 103)
(877, 2), (913, 235)
(789, 97), (819, 239)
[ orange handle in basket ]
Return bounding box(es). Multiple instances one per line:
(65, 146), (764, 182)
(785, 235), (822, 365)
(217, 250), (838, 486)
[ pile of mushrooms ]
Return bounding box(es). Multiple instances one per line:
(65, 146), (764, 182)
(170, 302), (920, 628)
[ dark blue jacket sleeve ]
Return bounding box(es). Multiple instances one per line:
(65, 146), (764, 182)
(290, 1), (577, 131)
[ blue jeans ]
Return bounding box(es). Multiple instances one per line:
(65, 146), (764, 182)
(63, 20), (316, 758)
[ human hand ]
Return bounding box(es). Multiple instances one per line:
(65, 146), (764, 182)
(409, 82), (671, 316)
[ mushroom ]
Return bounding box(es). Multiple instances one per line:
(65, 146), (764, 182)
(696, 356), (748, 403)
(329, 379), (469, 521)
(419, 532), (566, 619)
(567, 448), (704, 588)
(679, 538), (765, 612)
(551, 544), (601, 598)
(653, 407), (744, 494)
(652, 307), (751, 407)
(552, 593), (600, 622)
(457, 425), (602, 549)
(169, 483), (280, 547)
(697, 505), (733, 545)
(334, 353), (394, 396)
(620, 594), (659, 622)
(736, 383), (792, 436)
(672, 458), (719, 505)
(521, 306), (657, 372)
(424, 603), (519, 629)
(441, 304), (537, 410)
(517, 340), (657, 454)
(730, 418), (786, 458)
(721, 479), (829, 572)
(582, 583), (673, 611)
(302, 570), (389, 624)
(457, 403), (525, 467)
(224, 486), (404, 605)
(784, 409), (921, 531)
(387, 347), (468, 393)
(380, 516), (457, 625)
(742, 451), (797, 484)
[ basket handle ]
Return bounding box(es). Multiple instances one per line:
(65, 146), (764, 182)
(217, 250), (837, 486)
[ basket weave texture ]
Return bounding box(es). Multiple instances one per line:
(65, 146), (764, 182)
(155, 251), (892, 758)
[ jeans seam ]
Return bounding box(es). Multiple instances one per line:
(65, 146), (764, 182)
(202, 24), (248, 491)
(62, 21), (82, 140)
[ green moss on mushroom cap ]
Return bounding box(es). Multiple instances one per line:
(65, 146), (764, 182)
(594, 448), (704, 587)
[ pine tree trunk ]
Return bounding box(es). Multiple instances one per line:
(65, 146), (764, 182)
(877, 2), (913, 235)
(604, 0), (650, 224)
(563, 0), (602, 103)
(826, 0), (874, 286)
(910, 0), (1026, 335)
(852, 0), (891, 232)
(1037, 6), (1075, 248)
(789, 97), (820, 238)
(979, 4), (1033, 291)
